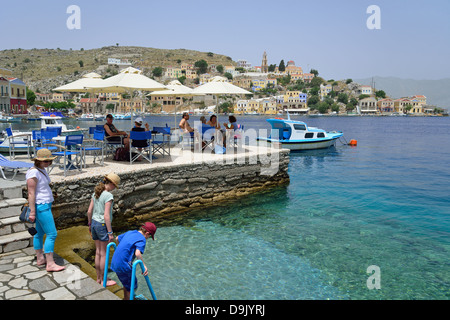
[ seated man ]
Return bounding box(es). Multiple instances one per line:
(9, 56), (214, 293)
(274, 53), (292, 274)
(104, 114), (130, 148)
(131, 117), (150, 148)
(179, 112), (194, 133)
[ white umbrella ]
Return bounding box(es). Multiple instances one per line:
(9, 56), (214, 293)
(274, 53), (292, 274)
(148, 80), (204, 127)
(191, 78), (252, 121)
(52, 72), (104, 92)
(85, 67), (167, 94)
(85, 67), (168, 125)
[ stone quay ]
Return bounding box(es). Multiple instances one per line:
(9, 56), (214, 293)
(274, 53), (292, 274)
(1, 144), (290, 299)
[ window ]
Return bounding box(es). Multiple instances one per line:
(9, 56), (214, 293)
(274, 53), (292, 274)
(317, 132), (325, 138)
(293, 124), (306, 130)
(305, 133), (314, 138)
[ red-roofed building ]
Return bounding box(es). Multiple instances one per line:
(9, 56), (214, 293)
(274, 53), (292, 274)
(80, 98), (99, 113)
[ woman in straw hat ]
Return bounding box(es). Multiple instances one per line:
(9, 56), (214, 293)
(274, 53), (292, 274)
(87, 173), (120, 286)
(26, 149), (65, 272)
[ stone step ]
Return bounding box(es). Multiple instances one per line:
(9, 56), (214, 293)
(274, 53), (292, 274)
(0, 180), (25, 201)
(0, 230), (33, 254)
(0, 216), (30, 236)
(0, 198), (28, 219)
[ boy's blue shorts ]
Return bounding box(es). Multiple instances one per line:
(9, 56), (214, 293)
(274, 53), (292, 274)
(116, 271), (137, 292)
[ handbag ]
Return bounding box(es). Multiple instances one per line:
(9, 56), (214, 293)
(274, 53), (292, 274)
(19, 204), (32, 223)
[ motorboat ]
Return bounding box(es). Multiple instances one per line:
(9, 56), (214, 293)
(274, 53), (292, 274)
(0, 114), (84, 154)
(256, 113), (343, 151)
(0, 113), (21, 123)
(77, 113), (94, 121)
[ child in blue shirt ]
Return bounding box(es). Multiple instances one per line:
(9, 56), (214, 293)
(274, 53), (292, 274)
(111, 222), (157, 300)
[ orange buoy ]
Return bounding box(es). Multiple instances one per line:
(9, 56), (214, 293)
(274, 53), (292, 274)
(349, 139), (357, 146)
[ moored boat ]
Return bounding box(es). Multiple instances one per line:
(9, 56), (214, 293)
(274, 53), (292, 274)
(256, 114), (343, 151)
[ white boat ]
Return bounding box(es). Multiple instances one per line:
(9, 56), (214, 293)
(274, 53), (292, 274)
(0, 113), (21, 123)
(77, 113), (94, 121)
(257, 114), (343, 151)
(0, 115), (85, 154)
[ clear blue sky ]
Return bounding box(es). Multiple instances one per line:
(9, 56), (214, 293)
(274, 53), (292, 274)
(1, 0), (449, 80)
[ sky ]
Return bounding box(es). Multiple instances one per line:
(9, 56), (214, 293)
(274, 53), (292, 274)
(1, 0), (449, 80)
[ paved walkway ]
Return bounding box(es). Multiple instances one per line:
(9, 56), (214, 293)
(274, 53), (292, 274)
(0, 247), (121, 300)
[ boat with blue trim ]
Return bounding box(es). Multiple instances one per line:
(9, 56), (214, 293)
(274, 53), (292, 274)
(257, 113), (343, 151)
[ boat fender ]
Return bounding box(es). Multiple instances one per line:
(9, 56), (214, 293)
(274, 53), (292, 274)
(349, 139), (357, 146)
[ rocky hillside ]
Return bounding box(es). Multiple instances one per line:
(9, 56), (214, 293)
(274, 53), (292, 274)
(0, 46), (235, 93)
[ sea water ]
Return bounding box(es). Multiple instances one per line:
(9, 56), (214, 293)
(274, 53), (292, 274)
(4, 115), (449, 299)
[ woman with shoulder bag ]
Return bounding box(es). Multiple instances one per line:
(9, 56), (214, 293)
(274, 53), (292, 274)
(26, 149), (65, 272)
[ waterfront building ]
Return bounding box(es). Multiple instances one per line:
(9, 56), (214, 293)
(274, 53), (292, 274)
(0, 76), (10, 113)
(411, 95), (427, 106)
(8, 78), (27, 114)
(185, 69), (197, 80)
(80, 98), (99, 114)
(394, 98), (411, 114)
(259, 97), (277, 114)
(377, 98), (394, 113)
(284, 91), (307, 103)
(358, 97), (378, 114)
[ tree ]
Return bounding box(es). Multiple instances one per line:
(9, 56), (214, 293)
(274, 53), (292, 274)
(224, 72), (233, 80)
(337, 92), (348, 104)
(375, 90), (386, 99)
(194, 59), (208, 74)
(310, 69), (319, 77)
(177, 76), (186, 84)
(26, 88), (36, 106)
(278, 60), (286, 72)
(152, 67), (163, 78)
(268, 64), (276, 72)
(78, 60), (84, 67)
(216, 65), (224, 74)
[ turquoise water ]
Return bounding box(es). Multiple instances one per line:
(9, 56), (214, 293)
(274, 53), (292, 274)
(3, 115), (449, 299)
(128, 116), (449, 300)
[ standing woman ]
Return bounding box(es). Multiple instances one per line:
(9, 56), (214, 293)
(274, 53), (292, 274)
(87, 173), (120, 286)
(26, 149), (65, 272)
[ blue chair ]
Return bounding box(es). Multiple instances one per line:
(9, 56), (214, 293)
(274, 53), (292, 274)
(201, 125), (216, 151)
(36, 130), (59, 153)
(151, 126), (171, 157)
(5, 127), (31, 159)
(45, 126), (62, 136)
(0, 154), (33, 180)
(79, 130), (105, 168)
(51, 135), (84, 176)
(129, 131), (152, 164)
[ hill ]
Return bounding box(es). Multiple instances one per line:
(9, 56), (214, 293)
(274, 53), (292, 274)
(354, 76), (450, 109)
(0, 46), (235, 93)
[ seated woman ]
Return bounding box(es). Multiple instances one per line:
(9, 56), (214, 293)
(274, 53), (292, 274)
(206, 115), (221, 129)
(131, 117), (150, 148)
(104, 114), (130, 148)
(223, 115), (237, 130)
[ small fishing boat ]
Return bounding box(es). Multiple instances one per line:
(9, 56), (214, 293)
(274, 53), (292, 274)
(257, 113), (343, 151)
(77, 113), (95, 121)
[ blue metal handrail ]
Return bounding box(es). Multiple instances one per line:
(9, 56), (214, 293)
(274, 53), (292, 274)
(103, 242), (116, 287)
(130, 260), (157, 300)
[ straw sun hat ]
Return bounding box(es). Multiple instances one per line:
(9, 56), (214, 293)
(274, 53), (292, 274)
(104, 173), (120, 188)
(33, 149), (57, 161)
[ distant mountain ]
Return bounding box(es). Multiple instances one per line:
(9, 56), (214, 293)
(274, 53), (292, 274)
(354, 76), (450, 109)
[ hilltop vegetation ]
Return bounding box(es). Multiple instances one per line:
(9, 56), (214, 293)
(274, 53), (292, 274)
(0, 46), (235, 93)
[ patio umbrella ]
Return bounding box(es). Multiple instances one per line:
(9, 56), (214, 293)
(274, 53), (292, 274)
(191, 77), (252, 122)
(85, 67), (168, 124)
(52, 72), (104, 92)
(148, 80), (204, 128)
(52, 72), (105, 114)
